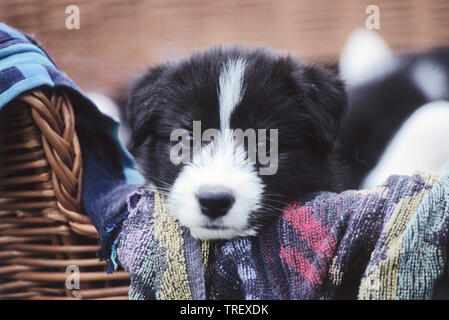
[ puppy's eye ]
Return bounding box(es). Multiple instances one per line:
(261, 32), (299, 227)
(255, 134), (277, 155)
(180, 135), (193, 148)
(256, 140), (273, 154)
(255, 141), (265, 153)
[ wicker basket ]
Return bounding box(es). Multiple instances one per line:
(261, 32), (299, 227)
(0, 88), (130, 300)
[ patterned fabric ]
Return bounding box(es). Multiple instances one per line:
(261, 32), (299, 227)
(116, 187), (209, 299)
(116, 169), (449, 299)
(0, 23), (144, 267)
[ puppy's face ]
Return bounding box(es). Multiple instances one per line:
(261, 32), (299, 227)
(127, 47), (346, 240)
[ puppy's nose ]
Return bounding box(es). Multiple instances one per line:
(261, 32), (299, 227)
(197, 189), (235, 219)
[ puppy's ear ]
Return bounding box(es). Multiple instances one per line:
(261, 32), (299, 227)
(291, 61), (347, 153)
(125, 64), (168, 152)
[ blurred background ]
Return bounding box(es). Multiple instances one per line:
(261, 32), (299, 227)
(1, 0), (449, 97)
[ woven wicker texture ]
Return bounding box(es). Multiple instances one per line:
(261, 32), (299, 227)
(0, 89), (129, 300)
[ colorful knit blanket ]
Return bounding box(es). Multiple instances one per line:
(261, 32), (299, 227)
(115, 169), (449, 299)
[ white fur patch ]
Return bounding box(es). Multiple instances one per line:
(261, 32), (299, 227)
(362, 101), (449, 189)
(218, 58), (246, 130)
(167, 58), (265, 240)
(339, 29), (395, 87)
(412, 59), (448, 101)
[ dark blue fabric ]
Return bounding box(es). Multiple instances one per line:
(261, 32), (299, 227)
(0, 66), (24, 92)
(0, 39), (29, 51)
(0, 23), (144, 271)
(0, 31), (11, 43)
(77, 127), (142, 266)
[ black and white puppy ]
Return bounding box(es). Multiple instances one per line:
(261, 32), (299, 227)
(126, 46), (346, 240)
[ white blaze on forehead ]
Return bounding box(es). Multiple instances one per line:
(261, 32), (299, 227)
(166, 57), (263, 240)
(218, 58), (246, 130)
